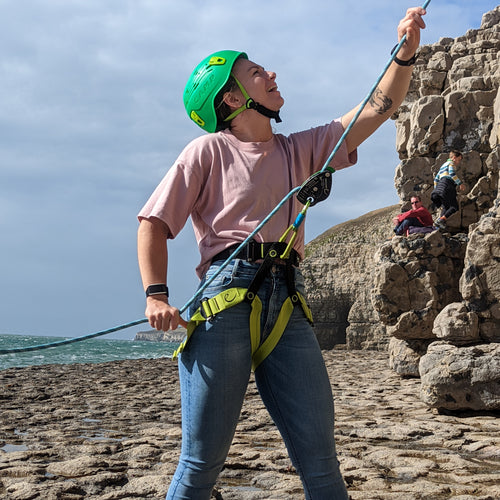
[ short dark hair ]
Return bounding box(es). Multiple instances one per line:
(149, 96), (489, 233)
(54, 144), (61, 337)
(450, 150), (463, 158)
(214, 75), (239, 131)
(214, 54), (249, 130)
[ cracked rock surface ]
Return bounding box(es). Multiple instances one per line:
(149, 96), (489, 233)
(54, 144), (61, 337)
(1, 353), (498, 499)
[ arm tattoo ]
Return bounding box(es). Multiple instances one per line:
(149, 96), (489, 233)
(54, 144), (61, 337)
(369, 87), (393, 115)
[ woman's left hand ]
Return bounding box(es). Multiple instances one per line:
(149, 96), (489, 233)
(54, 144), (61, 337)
(397, 7), (427, 60)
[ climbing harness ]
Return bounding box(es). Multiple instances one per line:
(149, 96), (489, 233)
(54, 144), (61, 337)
(172, 241), (313, 370)
(0, 0), (432, 357)
(171, 200), (317, 369)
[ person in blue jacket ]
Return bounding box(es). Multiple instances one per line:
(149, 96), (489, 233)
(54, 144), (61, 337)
(431, 151), (466, 229)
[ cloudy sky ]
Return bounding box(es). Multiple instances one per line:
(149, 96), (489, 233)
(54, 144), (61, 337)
(0, 0), (497, 340)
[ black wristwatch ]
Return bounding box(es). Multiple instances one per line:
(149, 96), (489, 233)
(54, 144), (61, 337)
(391, 44), (418, 66)
(145, 284), (169, 298)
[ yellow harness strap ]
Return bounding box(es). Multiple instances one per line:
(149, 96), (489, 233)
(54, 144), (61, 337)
(172, 286), (312, 371)
(172, 287), (248, 359)
(173, 222), (314, 368)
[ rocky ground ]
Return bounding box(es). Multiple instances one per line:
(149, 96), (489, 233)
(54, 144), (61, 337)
(1, 351), (499, 499)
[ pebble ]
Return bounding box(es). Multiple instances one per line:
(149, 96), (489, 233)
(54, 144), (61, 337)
(0, 351), (499, 499)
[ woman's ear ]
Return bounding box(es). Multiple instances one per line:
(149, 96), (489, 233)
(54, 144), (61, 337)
(223, 91), (242, 111)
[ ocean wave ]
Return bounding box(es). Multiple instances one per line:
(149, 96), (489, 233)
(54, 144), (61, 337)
(0, 334), (177, 370)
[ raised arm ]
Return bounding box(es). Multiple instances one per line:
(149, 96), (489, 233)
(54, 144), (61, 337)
(342, 7), (427, 153)
(137, 217), (187, 331)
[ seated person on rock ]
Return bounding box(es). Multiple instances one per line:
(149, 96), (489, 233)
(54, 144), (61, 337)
(393, 194), (433, 236)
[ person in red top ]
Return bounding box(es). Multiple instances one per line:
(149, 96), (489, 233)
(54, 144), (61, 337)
(393, 194), (433, 235)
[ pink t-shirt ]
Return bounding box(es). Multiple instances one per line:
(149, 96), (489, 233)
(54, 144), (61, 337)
(138, 119), (357, 277)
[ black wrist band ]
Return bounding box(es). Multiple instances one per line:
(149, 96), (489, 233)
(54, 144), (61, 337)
(146, 284), (169, 297)
(391, 44), (418, 66)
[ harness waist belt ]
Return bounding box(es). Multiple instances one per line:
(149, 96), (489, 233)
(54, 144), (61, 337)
(211, 241), (300, 267)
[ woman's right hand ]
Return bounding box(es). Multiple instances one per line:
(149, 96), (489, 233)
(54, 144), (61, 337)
(145, 295), (188, 331)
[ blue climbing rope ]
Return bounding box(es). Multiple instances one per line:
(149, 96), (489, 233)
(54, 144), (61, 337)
(0, 0), (431, 356)
(322, 0), (431, 173)
(0, 319), (149, 354)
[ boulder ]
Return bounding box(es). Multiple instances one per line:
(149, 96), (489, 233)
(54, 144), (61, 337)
(432, 302), (480, 345)
(419, 342), (500, 411)
(389, 337), (433, 377)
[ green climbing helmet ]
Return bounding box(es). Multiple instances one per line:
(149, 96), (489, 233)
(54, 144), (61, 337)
(183, 50), (248, 133)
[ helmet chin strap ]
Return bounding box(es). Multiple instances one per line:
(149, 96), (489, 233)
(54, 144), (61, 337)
(224, 75), (282, 124)
(248, 100), (282, 123)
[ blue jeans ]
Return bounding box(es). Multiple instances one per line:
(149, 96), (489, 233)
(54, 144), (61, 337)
(394, 216), (423, 235)
(166, 259), (348, 500)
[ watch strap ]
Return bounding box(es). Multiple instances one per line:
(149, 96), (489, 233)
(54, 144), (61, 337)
(391, 44), (418, 66)
(146, 284), (169, 297)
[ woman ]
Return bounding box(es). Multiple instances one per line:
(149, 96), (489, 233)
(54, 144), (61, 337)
(137, 7), (426, 499)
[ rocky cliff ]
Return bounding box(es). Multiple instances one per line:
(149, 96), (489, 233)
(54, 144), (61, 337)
(134, 328), (186, 343)
(304, 7), (499, 411)
(393, 7), (499, 231)
(302, 206), (400, 350)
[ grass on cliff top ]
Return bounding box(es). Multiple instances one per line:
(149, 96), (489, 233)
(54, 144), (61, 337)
(304, 204), (400, 258)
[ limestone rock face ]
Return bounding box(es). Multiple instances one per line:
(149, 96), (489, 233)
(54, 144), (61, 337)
(432, 302), (480, 345)
(373, 232), (468, 341)
(459, 209), (500, 342)
(303, 206), (399, 350)
(373, 7), (500, 411)
(393, 7), (499, 233)
(373, 201), (500, 410)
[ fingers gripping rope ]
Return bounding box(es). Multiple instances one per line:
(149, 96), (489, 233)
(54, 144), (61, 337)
(1, 0), (432, 356)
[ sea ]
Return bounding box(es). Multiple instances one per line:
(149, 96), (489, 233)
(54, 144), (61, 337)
(0, 334), (179, 371)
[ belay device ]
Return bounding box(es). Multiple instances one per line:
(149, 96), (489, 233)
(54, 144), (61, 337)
(296, 167), (335, 206)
